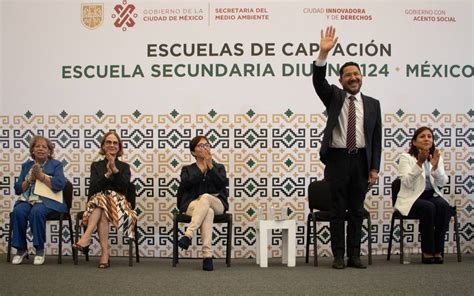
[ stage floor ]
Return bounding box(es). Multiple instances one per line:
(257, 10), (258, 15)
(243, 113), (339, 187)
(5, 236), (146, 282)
(0, 254), (472, 295)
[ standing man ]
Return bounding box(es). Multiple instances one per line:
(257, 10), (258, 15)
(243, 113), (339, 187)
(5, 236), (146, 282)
(312, 26), (382, 269)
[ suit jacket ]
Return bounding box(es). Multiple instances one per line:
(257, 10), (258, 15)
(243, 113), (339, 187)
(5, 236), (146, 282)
(88, 159), (131, 198)
(14, 158), (68, 213)
(312, 63), (382, 173)
(395, 152), (448, 215)
(178, 162), (229, 213)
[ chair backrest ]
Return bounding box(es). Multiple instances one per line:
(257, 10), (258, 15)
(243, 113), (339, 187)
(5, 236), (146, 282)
(176, 182), (185, 212)
(307, 179), (332, 211)
(127, 182), (137, 209)
(391, 178), (401, 206)
(63, 180), (73, 210)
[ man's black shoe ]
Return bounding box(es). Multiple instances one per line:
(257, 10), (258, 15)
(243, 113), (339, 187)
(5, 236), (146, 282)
(433, 256), (444, 264)
(347, 257), (367, 269)
(332, 257), (345, 269)
(178, 236), (191, 250)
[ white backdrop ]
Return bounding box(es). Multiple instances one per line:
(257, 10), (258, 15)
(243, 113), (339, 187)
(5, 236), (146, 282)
(1, 0), (472, 115)
(0, 0), (473, 258)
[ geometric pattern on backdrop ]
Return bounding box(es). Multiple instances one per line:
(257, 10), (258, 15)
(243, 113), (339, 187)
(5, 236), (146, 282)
(0, 109), (472, 258)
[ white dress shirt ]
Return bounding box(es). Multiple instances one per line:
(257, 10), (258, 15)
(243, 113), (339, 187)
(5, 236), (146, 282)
(315, 59), (365, 149)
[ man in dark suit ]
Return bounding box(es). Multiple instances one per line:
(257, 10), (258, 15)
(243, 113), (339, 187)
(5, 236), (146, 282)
(312, 26), (382, 269)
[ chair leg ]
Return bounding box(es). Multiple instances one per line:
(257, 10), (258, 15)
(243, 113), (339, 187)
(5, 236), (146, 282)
(367, 215), (372, 265)
(58, 215), (64, 264)
(129, 237), (133, 267)
(305, 216), (310, 264)
(312, 213), (318, 267)
(399, 217), (404, 264)
(135, 224), (140, 263)
(172, 216), (178, 267)
(387, 214), (395, 261)
(453, 209), (462, 262)
(74, 214), (81, 265)
(226, 218), (232, 267)
(7, 212), (13, 263)
(69, 216), (76, 263)
(83, 224), (89, 262)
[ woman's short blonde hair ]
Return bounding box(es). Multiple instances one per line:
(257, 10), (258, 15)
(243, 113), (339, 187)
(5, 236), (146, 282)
(29, 135), (55, 159)
(99, 131), (124, 157)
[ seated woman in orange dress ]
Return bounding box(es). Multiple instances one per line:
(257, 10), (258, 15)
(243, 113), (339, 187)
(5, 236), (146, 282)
(74, 131), (137, 268)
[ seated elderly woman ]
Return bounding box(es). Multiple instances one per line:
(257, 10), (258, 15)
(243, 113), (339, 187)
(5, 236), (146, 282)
(395, 126), (451, 264)
(177, 135), (229, 271)
(73, 131), (137, 268)
(11, 135), (67, 265)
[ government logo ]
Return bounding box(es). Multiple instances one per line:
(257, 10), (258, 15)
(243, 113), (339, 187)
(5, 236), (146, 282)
(112, 0), (138, 31)
(81, 3), (103, 29)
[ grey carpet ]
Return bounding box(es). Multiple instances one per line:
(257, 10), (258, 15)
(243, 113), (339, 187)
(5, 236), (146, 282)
(0, 254), (472, 296)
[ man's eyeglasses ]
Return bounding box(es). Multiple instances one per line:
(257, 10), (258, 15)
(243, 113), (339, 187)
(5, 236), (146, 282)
(105, 140), (119, 146)
(196, 143), (211, 149)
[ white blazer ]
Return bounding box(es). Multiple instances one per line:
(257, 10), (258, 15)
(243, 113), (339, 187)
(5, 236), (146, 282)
(395, 152), (449, 216)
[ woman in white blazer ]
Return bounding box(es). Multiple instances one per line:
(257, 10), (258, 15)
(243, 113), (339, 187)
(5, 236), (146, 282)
(395, 126), (451, 264)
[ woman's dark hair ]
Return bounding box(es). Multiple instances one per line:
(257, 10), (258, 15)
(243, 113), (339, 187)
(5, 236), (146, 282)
(99, 131), (123, 157)
(408, 126), (435, 158)
(190, 135), (209, 157)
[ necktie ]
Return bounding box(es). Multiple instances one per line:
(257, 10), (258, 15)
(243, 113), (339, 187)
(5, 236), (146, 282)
(346, 96), (356, 150)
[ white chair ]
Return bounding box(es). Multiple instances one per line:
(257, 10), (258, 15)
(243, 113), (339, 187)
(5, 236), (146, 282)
(256, 219), (296, 268)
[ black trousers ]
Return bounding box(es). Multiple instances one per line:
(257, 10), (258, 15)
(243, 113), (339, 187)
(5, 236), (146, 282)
(408, 190), (451, 254)
(325, 148), (368, 258)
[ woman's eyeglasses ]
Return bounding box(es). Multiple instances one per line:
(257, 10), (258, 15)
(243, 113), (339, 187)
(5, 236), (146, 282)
(196, 143), (211, 149)
(105, 140), (119, 146)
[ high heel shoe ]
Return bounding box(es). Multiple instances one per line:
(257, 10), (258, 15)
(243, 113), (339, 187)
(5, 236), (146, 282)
(98, 259), (110, 269)
(421, 253), (434, 264)
(72, 243), (90, 255)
